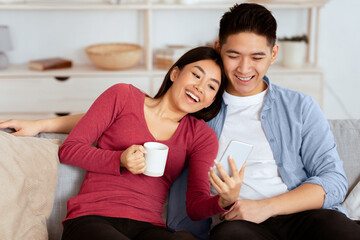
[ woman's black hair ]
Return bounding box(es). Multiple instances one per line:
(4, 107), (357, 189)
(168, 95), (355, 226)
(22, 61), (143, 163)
(154, 46), (227, 122)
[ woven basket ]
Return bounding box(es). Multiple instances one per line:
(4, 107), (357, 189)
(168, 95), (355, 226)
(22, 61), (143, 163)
(86, 43), (142, 70)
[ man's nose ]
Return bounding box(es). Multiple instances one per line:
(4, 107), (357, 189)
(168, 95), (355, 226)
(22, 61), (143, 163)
(237, 58), (251, 74)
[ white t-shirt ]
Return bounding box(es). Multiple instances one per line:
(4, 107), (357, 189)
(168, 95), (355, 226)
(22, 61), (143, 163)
(211, 89), (288, 227)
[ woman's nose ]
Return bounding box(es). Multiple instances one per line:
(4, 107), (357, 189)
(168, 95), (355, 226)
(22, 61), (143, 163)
(194, 83), (204, 93)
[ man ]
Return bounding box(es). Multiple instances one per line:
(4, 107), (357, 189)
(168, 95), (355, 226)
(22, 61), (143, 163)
(167, 3), (360, 240)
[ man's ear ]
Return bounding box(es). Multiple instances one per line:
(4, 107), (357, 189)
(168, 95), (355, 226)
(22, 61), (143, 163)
(270, 44), (279, 65)
(214, 40), (221, 53)
(170, 66), (179, 82)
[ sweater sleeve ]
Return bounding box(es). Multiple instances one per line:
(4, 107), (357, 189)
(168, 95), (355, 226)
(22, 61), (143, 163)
(185, 121), (227, 221)
(58, 84), (129, 176)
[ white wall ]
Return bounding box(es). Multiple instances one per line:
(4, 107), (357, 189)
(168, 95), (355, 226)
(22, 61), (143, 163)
(1, 10), (143, 64)
(1, 0), (359, 119)
(319, 0), (360, 119)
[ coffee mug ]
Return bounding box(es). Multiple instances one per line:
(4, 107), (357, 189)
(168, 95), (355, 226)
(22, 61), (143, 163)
(143, 142), (169, 177)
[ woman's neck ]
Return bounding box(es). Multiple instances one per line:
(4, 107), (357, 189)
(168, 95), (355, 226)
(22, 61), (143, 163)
(143, 95), (186, 141)
(145, 95), (186, 123)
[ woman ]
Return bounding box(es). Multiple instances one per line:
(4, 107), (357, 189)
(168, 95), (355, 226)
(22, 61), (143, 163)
(0, 47), (242, 240)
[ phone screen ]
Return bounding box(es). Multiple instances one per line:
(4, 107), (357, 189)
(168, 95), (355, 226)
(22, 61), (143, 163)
(217, 140), (253, 177)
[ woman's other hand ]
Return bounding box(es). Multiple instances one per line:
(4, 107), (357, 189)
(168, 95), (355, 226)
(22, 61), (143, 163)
(120, 145), (147, 174)
(0, 119), (43, 137)
(209, 156), (246, 208)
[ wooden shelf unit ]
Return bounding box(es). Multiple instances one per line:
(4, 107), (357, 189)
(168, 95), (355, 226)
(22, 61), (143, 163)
(0, 1), (329, 10)
(0, 0), (328, 72)
(0, 0), (328, 117)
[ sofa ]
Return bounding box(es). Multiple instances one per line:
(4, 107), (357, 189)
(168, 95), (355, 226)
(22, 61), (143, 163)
(1, 119), (359, 240)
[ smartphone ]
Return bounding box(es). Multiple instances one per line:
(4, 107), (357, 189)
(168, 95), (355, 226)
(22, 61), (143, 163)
(216, 140), (253, 177)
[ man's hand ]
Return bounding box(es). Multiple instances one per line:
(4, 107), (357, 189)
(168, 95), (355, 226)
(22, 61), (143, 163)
(220, 199), (273, 223)
(0, 119), (43, 137)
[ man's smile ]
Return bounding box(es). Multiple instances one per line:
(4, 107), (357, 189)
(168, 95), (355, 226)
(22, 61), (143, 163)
(235, 74), (254, 82)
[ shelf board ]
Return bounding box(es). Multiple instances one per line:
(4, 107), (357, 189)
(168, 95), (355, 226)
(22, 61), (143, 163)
(151, 63), (323, 77)
(0, 2), (149, 10)
(0, 63), (321, 78)
(268, 63), (322, 74)
(152, 1), (329, 10)
(0, 64), (151, 77)
(0, 0), (329, 11)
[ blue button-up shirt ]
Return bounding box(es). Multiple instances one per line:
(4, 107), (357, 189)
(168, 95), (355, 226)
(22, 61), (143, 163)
(167, 76), (348, 240)
(207, 76), (348, 213)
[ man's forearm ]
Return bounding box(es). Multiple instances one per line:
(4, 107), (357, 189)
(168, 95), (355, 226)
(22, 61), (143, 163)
(266, 183), (325, 216)
(42, 113), (85, 133)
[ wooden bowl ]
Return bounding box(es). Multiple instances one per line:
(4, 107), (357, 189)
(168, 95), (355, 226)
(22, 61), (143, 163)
(86, 43), (142, 70)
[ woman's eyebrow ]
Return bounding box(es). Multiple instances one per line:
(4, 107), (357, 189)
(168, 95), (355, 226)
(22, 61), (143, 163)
(194, 66), (220, 85)
(194, 65), (205, 74)
(211, 78), (220, 85)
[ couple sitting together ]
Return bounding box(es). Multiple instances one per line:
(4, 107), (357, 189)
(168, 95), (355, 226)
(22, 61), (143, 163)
(1, 3), (359, 240)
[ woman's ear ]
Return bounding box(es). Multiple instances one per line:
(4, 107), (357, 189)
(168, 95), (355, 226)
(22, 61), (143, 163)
(170, 66), (179, 82)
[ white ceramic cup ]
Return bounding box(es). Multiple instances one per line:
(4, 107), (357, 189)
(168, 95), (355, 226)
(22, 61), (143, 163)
(143, 142), (169, 177)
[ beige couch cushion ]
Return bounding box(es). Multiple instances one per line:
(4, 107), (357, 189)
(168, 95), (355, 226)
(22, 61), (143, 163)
(0, 131), (60, 240)
(343, 181), (360, 220)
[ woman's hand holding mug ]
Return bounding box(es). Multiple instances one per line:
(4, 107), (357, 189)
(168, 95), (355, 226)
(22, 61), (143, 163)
(120, 145), (147, 174)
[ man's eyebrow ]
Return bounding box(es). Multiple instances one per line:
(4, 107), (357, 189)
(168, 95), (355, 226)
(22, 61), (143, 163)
(226, 49), (267, 56)
(251, 52), (267, 56)
(194, 66), (220, 85)
(226, 49), (240, 54)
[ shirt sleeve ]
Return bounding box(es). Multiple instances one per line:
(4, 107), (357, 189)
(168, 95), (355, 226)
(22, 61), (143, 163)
(185, 121), (227, 221)
(58, 84), (129, 176)
(300, 96), (348, 209)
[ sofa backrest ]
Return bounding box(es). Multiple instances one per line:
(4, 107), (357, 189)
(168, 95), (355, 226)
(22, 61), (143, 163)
(47, 164), (85, 240)
(3, 119), (359, 239)
(328, 119), (360, 194)
(32, 133), (86, 240)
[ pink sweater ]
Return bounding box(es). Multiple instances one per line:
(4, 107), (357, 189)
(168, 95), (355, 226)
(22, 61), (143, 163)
(59, 84), (226, 227)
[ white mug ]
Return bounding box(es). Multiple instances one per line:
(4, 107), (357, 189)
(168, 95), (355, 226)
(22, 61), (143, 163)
(143, 142), (169, 177)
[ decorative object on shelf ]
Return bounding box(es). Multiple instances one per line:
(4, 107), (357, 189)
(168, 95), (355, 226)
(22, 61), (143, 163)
(0, 25), (12, 70)
(28, 57), (72, 71)
(278, 34), (308, 68)
(155, 45), (192, 70)
(86, 43), (142, 70)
